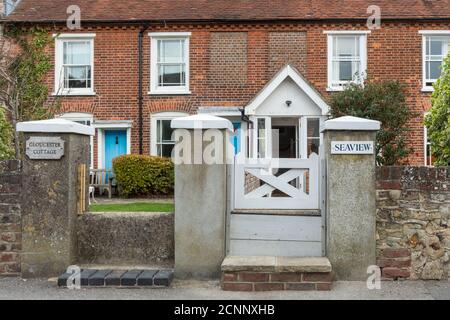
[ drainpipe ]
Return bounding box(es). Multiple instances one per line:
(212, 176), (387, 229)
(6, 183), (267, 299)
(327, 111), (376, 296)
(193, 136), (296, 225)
(239, 108), (253, 157)
(239, 108), (252, 127)
(138, 25), (150, 154)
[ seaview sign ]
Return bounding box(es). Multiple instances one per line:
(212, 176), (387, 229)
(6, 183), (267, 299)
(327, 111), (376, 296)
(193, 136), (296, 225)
(331, 141), (374, 155)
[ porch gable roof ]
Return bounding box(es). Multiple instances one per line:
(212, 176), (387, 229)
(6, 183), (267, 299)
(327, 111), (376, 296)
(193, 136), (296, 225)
(245, 65), (330, 116)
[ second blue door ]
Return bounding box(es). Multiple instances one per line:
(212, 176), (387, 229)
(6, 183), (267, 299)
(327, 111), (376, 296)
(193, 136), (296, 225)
(105, 130), (127, 170)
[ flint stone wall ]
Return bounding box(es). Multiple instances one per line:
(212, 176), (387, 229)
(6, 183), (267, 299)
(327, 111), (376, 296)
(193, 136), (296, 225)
(376, 166), (450, 280)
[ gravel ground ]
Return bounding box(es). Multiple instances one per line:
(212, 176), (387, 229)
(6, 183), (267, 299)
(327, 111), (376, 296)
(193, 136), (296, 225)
(0, 278), (448, 300)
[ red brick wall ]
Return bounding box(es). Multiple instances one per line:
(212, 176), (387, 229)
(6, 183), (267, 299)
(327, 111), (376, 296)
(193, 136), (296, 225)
(42, 21), (450, 166)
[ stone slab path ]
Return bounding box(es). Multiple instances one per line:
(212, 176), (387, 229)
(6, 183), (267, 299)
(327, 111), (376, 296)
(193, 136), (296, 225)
(1, 278), (449, 300)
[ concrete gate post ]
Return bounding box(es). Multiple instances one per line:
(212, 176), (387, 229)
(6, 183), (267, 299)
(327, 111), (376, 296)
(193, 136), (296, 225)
(16, 119), (94, 278)
(171, 115), (233, 279)
(322, 116), (380, 280)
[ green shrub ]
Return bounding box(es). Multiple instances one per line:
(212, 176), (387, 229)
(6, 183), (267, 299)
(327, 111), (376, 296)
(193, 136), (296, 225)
(330, 80), (416, 165)
(113, 154), (174, 197)
(424, 52), (450, 166)
(0, 108), (14, 160)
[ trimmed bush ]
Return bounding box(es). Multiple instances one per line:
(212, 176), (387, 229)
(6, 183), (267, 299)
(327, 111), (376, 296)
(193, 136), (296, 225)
(113, 154), (174, 197)
(330, 80), (416, 165)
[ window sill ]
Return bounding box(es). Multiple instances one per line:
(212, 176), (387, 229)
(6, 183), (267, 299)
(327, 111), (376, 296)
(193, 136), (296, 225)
(52, 91), (96, 97)
(148, 90), (191, 96)
(421, 87), (434, 93)
(326, 87), (345, 92)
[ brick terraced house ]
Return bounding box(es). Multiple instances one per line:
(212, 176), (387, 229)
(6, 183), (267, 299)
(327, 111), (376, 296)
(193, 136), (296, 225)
(3, 0), (450, 169)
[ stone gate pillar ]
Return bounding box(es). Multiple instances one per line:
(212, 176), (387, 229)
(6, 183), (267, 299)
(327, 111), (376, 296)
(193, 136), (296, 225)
(322, 116), (380, 280)
(171, 115), (233, 279)
(17, 119), (94, 278)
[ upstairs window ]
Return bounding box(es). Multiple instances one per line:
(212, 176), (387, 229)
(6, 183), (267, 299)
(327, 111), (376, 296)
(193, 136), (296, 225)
(326, 32), (368, 91)
(149, 33), (191, 95)
(54, 34), (95, 95)
(421, 33), (450, 90)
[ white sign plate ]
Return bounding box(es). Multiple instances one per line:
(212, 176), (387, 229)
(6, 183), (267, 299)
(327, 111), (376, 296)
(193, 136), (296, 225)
(26, 136), (65, 160)
(331, 141), (374, 155)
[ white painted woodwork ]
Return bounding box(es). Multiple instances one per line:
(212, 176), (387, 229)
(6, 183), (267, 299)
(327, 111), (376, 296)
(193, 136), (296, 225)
(234, 153), (319, 210)
(230, 214), (322, 242)
(245, 65), (330, 116)
(230, 239), (322, 257)
(255, 78), (323, 116)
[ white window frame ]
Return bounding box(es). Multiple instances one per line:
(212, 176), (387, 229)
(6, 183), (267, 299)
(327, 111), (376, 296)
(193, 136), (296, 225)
(56, 112), (95, 168)
(150, 112), (189, 157)
(53, 33), (96, 96)
(299, 116), (324, 159)
(149, 32), (191, 95)
(250, 116), (272, 159)
(325, 31), (370, 91)
(420, 31), (450, 92)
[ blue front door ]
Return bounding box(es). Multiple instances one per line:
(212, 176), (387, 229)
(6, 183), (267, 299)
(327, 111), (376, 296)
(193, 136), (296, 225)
(104, 130), (127, 170)
(231, 122), (242, 155)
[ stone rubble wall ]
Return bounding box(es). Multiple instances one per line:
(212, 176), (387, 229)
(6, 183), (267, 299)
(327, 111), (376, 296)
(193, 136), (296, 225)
(0, 160), (21, 276)
(376, 166), (450, 280)
(77, 212), (174, 266)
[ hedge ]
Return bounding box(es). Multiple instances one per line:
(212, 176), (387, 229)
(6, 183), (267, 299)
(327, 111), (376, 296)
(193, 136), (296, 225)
(112, 154), (174, 197)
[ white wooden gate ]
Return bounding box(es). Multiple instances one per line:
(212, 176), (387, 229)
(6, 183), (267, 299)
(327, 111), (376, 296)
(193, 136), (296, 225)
(234, 153), (320, 210)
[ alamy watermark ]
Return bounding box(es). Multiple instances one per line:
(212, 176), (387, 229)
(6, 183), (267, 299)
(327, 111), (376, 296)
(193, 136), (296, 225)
(67, 5), (81, 30)
(367, 5), (382, 30)
(367, 265), (382, 290)
(65, 265), (81, 290)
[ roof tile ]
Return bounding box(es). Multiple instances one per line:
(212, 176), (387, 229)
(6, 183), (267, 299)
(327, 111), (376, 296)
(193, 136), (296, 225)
(6, 0), (450, 22)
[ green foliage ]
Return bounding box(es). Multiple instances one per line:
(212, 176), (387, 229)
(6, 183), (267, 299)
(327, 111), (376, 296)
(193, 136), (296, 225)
(10, 26), (56, 121)
(0, 108), (14, 160)
(424, 52), (450, 166)
(113, 154), (174, 197)
(89, 202), (174, 213)
(329, 80), (416, 165)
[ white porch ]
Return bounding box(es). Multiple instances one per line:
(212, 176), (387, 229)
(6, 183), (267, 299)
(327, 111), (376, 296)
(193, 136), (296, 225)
(219, 65), (330, 257)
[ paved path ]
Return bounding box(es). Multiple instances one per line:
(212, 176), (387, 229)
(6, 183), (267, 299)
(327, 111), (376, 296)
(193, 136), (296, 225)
(0, 278), (448, 300)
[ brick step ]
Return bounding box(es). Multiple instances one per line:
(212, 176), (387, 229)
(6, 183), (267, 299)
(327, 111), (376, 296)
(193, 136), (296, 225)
(221, 256), (333, 291)
(57, 268), (174, 288)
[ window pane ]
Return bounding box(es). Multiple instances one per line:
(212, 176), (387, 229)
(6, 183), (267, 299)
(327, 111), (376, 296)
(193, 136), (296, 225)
(307, 118), (320, 138)
(158, 144), (175, 158)
(427, 61), (442, 80)
(339, 61), (353, 81)
(258, 118), (266, 131)
(335, 36), (358, 58)
(158, 65), (185, 86)
(429, 39), (443, 56)
(257, 118), (266, 158)
(308, 138), (320, 156)
(158, 40), (183, 63)
(63, 41), (90, 65)
(160, 120), (173, 142)
(258, 138), (266, 158)
(64, 66), (90, 88)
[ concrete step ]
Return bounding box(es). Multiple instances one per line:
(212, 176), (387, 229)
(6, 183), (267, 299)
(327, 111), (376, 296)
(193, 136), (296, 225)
(221, 256), (333, 291)
(57, 268), (174, 288)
